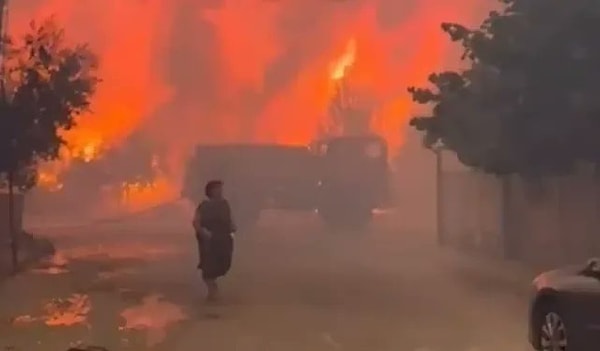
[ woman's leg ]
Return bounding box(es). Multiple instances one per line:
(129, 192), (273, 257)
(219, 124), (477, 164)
(195, 234), (203, 269)
(201, 239), (219, 301)
(215, 235), (234, 277)
(203, 278), (218, 301)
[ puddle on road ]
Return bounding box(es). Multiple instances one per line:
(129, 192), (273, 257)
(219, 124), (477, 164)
(11, 294), (91, 327)
(119, 294), (187, 347)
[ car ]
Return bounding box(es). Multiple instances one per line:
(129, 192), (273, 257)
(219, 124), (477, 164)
(529, 258), (600, 351)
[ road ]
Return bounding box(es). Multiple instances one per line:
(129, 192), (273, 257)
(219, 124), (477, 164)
(0, 206), (531, 351)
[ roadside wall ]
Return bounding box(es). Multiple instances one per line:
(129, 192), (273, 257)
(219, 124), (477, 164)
(439, 151), (600, 267)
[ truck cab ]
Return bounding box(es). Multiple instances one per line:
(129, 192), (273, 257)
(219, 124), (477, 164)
(313, 134), (389, 227)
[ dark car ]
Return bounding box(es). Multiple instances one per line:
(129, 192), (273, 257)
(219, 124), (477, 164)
(529, 259), (600, 351)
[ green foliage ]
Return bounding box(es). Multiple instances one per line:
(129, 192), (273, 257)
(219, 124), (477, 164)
(0, 17), (100, 189)
(409, 0), (600, 176)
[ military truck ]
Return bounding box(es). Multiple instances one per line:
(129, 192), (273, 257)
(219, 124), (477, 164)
(181, 144), (320, 227)
(181, 135), (390, 229)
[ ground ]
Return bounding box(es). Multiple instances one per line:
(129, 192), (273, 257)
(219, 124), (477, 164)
(0, 205), (534, 351)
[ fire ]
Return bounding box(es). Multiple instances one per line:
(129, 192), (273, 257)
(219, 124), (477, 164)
(119, 154), (177, 212)
(330, 38), (357, 81)
(120, 176), (176, 213)
(37, 170), (63, 192)
(7, 0), (491, 212)
(78, 141), (102, 163)
(9, 1), (175, 212)
(12, 293), (92, 327)
(119, 294), (187, 347)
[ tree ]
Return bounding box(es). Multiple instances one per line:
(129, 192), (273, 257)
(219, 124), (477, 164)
(0, 18), (100, 271)
(408, 0), (600, 176)
(325, 71), (373, 137)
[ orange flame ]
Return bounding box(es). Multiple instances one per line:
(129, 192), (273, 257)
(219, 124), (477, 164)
(330, 38), (357, 81)
(8, 0), (491, 210)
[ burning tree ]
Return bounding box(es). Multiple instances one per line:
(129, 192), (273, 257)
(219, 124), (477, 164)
(328, 78), (373, 136)
(0, 17), (99, 271)
(322, 38), (374, 138)
(29, 130), (172, 217)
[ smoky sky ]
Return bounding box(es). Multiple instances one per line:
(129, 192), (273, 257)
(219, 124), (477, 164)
(160, 0), (429, 142)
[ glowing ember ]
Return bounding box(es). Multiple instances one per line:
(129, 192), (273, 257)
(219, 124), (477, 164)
(119, 294), (186, 347)
(31, 252), (70, 275)
(30, 266), (69, 275)
(36, 171), (63, 192)
(35, 140), (104, 192)
(11, 314), (37, 325)
(120, 151), (178, 213)
(77, 141), (103, 163)
(48, 252), (69, 267)
(43, 294), (92, 327)
(12, 294), (92, 327)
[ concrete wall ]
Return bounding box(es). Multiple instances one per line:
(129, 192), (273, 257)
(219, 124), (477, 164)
(439, 151), (600, 267)
(504, 172), (600, 266)
(440, 169), (504, 258)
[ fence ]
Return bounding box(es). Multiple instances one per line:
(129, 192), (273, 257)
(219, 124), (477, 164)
(438, 150), (600, 266)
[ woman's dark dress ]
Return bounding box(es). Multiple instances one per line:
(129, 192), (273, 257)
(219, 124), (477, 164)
(196, 199), (235, 280)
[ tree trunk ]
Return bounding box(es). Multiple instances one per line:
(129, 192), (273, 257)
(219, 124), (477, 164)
(435, 149), (444, 246)
(8, 170), (17, 273)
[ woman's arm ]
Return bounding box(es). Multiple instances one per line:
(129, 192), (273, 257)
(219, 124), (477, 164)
(192, 204), (202, 232)
(226, 200), (237, 233)
(192, 203), (212, 237)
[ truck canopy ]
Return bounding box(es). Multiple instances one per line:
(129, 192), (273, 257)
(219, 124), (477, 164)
(191, 144), (316, 179)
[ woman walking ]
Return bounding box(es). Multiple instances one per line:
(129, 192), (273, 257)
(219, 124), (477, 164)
(193, 180), (236, 301)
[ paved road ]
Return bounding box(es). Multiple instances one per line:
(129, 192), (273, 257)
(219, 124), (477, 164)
(0, 208), (531, 351)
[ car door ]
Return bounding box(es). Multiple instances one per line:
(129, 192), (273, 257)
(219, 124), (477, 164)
(567, 271), (600, 348)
